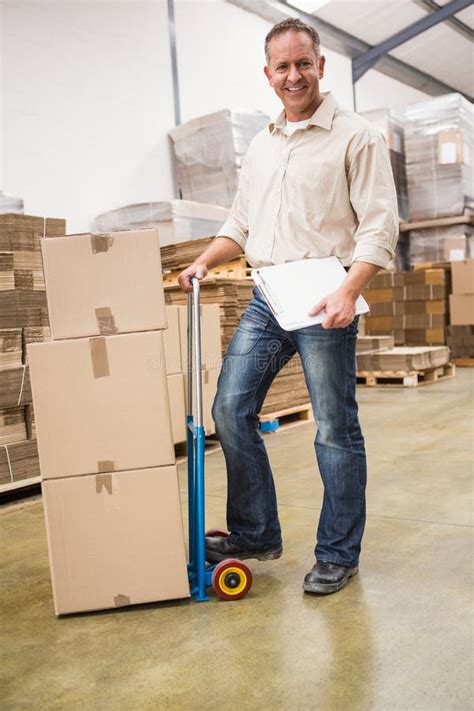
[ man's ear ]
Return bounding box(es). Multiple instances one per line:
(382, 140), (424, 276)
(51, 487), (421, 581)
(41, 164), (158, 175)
(264, 65), (273, 87)
(318, 55), (326, 80)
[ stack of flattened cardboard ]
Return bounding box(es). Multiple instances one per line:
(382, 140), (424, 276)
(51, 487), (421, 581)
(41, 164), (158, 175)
(356, 346), (450, 373)
(161, 237), (215, 271)
(404, 93), (473, 221)
(408, 224), (474, 269)
(362, 108), (408, 221)
(364, 269), (449, 345)
(165, 279), (310, 417)
(163, 303), (222, 441)
(0, 214), (63, 489)
(447, 260), (474, 358)
(28, 229), (189, 615)
(0, 213), (65, 329)
(92, 200), (228, 249)
(168, 109), (269, 207)
(165, 279), (254, 354)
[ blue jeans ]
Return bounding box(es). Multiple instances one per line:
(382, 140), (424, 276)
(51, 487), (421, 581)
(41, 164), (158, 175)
(211, 288), (366, 567)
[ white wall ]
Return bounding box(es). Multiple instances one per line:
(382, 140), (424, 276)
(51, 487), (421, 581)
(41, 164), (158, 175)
(175, 0), (354, 120)
(2, 1), (175, 232)
(1, 0), (431, 232)
(355, 68), (431, 112)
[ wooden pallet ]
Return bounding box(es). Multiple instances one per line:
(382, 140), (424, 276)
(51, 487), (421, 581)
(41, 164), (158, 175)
(453, 358), (474, 367)
(259, 403), (313, 431)
(356, 362), (455, 388)
(163, 257), (250, 286)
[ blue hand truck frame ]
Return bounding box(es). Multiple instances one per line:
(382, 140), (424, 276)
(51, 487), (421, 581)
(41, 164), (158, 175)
(185, 277), (253, 602)
(186, 277), (214, 601)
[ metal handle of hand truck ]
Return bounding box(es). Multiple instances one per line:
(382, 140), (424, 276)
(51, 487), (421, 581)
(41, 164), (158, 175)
(187, 276), (203, 428)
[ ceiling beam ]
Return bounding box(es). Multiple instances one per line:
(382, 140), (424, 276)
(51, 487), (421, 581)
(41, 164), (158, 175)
(227, 0), (472, 101)
(412, 0), (474, 43)
(352, 0), (473, 82)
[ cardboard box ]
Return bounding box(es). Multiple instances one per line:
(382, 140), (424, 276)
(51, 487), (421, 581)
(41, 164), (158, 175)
(366, 271), (405, 289)
(365, 285), (446, 303)
(178, 304), (222, 371)
(364, 314), (446, 331)
(28, 331), (175, 479)
(41, 229), (167, 339)
(42, 466), (189, 615)
(184, 367), (219, 436)
(404, 268), (447, 286)
(167, 373), (186, 444)
(400, 328), (446, 346)
(368, 300), (448, 317)
(449, 294), (474, 325)
(451, 260), (474, 295)
(163, 306), (182, 375)
(356, 335), (395, 353)
(357, 346), (450, 372)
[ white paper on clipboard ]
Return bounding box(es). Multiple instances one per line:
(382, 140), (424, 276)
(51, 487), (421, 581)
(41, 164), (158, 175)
(251, 257), (369, 331)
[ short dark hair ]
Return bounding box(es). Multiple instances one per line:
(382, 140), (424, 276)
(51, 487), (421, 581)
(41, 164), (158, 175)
(265, 18), (321, 63)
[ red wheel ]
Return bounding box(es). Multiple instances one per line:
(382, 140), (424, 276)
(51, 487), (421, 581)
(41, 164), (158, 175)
(205, 529), (229, 538)
(212, 559), (253, 601)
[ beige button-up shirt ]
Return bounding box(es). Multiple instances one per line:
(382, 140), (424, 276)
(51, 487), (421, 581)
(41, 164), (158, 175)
(217, 92), (399, 269)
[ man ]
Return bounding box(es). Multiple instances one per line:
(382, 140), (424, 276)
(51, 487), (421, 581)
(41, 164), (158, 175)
(178, 18), (398, 595)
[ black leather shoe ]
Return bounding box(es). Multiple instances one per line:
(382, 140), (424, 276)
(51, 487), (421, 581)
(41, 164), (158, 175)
(303, 561), (359, 595)
(205, 536), (283, 563)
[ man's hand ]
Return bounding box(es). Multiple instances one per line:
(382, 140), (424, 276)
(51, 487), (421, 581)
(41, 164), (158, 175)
(178, 263), (208, 293)
(308, 287), (357, 329)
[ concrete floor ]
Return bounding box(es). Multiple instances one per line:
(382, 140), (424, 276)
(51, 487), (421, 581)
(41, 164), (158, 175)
(1, 369), (473, 710)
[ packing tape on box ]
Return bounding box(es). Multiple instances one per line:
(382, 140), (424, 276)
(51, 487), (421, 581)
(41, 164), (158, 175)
(114, 594), (131, 608)
(95, 307), (118, 336)
(17, 364), (27, 406)
(2, 444), (13, 483)
(90, 233), (113, 254)
(89, 337), (110, 378)
(95, 474), (113, 495)
(98, 460), (115, 473)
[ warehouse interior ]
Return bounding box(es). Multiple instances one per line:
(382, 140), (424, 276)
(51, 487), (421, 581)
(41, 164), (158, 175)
(1, 1), (473, 709)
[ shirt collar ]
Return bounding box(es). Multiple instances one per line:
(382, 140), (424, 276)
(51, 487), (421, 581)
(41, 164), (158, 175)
(269, 92), (338, 134)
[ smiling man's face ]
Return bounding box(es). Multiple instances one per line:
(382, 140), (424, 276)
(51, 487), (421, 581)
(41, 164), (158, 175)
(264, 30), (326, 122)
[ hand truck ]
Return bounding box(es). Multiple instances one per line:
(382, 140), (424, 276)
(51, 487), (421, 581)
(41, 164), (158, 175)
(186, 277), (253, 602)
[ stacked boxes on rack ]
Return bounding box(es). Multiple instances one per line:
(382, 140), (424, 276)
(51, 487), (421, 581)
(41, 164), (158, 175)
(362, 107), (408, 222)
(407, 224), (474, 268)
(363, 269), (450, 346)
(447, 259), (474, 358)
(168, 109), (269, 208)
(28, 229), (189, 615)
(0, 213), (63, 488)
(404, 93), (473, 221)
(92, 200), (229, 248)
(163, 303), (222, 441)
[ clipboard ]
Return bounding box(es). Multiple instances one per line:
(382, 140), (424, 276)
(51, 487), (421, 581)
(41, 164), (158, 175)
(251, 257), (370, 331)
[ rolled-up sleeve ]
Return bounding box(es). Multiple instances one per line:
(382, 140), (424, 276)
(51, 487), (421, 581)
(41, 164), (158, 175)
(347, 129), (399, 269)
(215, 153), (250, 251)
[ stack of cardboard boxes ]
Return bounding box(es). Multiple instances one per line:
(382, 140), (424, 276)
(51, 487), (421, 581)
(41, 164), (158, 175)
(404, 93), (473, 221)
(28, 229), (189, 615)
(407, 224), (473, 268)
(168, 109), (269, 208)
(164, 304), (222, 440)
(447, 260), (474, 358)
(0, 213), (64, 488)
(363, 269), (449, 346)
